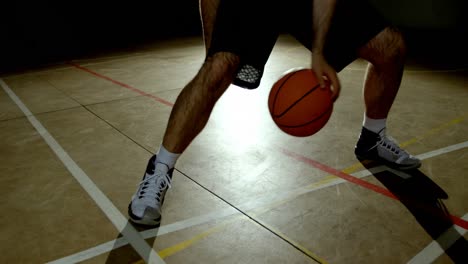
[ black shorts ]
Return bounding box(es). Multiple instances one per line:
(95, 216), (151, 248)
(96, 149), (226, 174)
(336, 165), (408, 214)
(208, 0), (389, 89)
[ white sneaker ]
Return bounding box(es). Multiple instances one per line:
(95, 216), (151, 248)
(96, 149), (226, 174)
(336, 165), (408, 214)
(128, 155), (173, 226)
(355, 127), (421, 170)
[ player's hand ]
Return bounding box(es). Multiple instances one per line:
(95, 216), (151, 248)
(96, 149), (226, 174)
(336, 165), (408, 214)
(312, 53), (340, 102)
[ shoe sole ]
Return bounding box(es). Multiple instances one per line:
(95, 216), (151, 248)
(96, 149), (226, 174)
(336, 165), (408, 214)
(128, 203), (161, 227)
(128, 217), (161, 227)
(127, 155), (163, 227)
(355, 154), (421, 171)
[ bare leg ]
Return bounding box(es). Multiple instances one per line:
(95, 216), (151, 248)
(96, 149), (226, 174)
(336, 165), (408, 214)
(354, 28), (420, 170)
(161, 0), (238, 154)
(162, 53), (240, 153)
(128, 0), (236, 226)
(357, 27), (407, 119)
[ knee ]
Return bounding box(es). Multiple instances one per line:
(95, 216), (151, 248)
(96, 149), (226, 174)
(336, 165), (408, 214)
(361, 27), (407, 67)
(200, 52), (240, 93)
(176, 52), (240, 112)
(383, 28), (406, 62)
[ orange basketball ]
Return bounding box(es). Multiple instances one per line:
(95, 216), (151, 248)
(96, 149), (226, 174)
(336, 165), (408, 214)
(268, 68), (333, 137)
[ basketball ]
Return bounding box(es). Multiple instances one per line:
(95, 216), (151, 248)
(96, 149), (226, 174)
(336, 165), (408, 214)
(268, 68), (333, 137)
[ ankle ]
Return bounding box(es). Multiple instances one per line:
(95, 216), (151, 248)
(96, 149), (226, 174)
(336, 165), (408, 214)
(363, 115), (386, 134)
(155, 145), (180, 169)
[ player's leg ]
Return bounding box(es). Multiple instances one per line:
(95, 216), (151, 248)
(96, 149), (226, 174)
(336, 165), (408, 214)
(288, 0), (420, 170)
(354, 28), (421, 170)
(129, 52), (240, 226)
(163, 53), (240, 153)
(159, 0), (226, 154)
(358, 27), (406, 120)
(128, 0), (240, 226)
(129, 0), (279, 226)
(128, 52), (240, 226)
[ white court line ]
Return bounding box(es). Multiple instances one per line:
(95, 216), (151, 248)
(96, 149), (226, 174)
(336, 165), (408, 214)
(408, 213), (468, 264)
(45, 207), (239, 264)
(47, 141), (468, 263)
(344, 67), (468, 73)
(0, 79), (165, 264)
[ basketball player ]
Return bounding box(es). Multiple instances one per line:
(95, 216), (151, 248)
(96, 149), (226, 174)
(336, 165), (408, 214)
(128, 0), (421, 226)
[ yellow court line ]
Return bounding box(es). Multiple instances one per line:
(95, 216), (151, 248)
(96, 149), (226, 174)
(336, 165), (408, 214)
(158, 220), (235, 259)
(134, 201), (328, 263)
(399, 116), (466, 148)
(132, 216), (247, 264)
(158, 213), (325, 263)
(305, 114), (468, 189)
(134, 115), (467, 263)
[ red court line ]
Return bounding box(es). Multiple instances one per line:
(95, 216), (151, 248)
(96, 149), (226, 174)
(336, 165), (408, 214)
(280, 147), (468, 230)
(68, 62), (175, 107)
(281, 148), (398, 199)
(71, 61), (468, 230)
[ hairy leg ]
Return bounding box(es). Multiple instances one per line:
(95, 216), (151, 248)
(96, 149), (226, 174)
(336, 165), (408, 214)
(358, 27), (407, 119)
(162, 52), (240, 153)
(160, 0), (239, 153)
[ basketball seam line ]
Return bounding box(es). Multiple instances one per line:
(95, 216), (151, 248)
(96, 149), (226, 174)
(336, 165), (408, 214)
(273, 83), (321, 118)
(272, 70), (323, 119)
(271, 70), (300, 116)
(277, 105), (333, 128)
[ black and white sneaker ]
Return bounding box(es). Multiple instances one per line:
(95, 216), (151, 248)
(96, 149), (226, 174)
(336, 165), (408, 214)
(355, 127), (421, 170)
(128, 155), (173, 226)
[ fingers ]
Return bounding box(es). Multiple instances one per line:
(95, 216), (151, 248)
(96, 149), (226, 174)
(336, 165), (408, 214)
(328, 71), (340, 102)
(317, 68), (340, 102)
(315, 69), (326, 89)
(311, 61), (340, 102)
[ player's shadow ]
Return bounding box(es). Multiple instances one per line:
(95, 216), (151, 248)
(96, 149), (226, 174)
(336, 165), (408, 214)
(104, 220), (160, 264)
(358, 160), (468, 263)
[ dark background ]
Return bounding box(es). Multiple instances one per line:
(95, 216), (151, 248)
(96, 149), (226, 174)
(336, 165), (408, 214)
(0, 0), (467, 74)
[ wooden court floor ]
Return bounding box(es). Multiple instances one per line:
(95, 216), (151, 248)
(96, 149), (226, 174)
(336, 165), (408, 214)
(1, 35), (467, 264)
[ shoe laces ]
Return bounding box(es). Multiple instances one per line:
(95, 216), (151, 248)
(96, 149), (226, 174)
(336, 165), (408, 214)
(376, 131), (409, 158)
(138, 170), (172, 203)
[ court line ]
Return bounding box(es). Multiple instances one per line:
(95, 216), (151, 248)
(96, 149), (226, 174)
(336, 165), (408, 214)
(280, 144), (468, 230)
(68, 59), (467, 187)
(245, 216), (328, 264)
(133, 214), (326, 264)
(344, 67), (468, 73)
(46, 141), (468, 263)
(316, 115), (468, 186)
(68, 62), (174, 107)
(5, 50), (461, 262)
(155, 141), (468, 260)
(0, 79), (165, 264)
(68, 59), (467, 185)
(68, 61), (468, 259)
(399, 116), (467, 148)
(407, 213), (468, 264)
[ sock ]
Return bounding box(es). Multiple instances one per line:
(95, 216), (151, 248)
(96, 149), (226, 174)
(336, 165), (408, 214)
(155, 145), (180, 170)
(363, 115), (386, 134)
